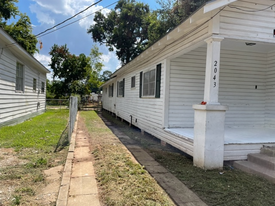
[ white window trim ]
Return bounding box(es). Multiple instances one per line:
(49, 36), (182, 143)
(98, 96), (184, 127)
(117, 80), (124, 97)
(33, 78), (37, 92)
(15, 62), (24, 93)
(131, 76), (136, 89)
(142, 68), (156, 97)
(41, 81), (45, 94)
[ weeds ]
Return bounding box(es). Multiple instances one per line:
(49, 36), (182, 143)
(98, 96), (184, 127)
(102, 110), (275, 206)
(80, 111), (175, 206)
(0, 109), (69, 205)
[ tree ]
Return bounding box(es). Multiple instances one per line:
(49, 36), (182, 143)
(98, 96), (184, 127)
(49, 44), (92, 97)
(3, 13), (38, 55)
(155, 0), (210, 33)
(100, 70), (112, 82)
(88, 0), (152, 65)
(87, 45), (104, 92)
(0, 0), (38, 55)
(0, 0), (18, 21)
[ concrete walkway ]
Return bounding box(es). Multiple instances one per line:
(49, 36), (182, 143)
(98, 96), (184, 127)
(56, 114), (101, 206)
(99, 114), (207, 206)
(56, 113), (207, 206)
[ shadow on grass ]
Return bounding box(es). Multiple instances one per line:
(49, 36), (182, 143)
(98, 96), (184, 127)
(100, 110), (275, 206)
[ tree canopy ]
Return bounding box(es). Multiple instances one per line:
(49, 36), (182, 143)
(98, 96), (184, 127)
(0, 0), (18, 21)
(88, 0), (153, 65)
(88, 0), (210, 65)
(0, 0), (38, 55)
(48, 44), (105, 98)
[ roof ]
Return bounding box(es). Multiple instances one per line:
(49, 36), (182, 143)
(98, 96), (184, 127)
(101, 0), (238, 87)
(0, 27), (50, 74)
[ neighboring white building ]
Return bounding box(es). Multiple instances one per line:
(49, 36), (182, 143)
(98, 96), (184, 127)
(0, 28), (49, 127)
(101, 0), (275, 169)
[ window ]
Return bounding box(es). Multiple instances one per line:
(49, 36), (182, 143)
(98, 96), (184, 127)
(41, 82), (45, 93)
(16, 62), (24, 91)
(109, 83), (114, 97)
(131, 76), (135, 88)
(117, 79), (125, 97)
(33, 78), (37, 91)
(139, 64), (161, 98)
(143, 69), (155, 96)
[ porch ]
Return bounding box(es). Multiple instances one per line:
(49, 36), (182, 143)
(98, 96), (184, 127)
(165, 37), (275, 167)
(165, 127), (275, 160)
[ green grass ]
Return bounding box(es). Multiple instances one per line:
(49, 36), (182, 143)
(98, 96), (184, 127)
(80, 111), (175, 206)
(0, 109), (69, 205)
(0, 109), (69, 150)
(102, 110), (275, 206)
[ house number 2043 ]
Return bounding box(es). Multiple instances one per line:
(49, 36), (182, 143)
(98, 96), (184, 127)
(213, 60), (218, 88)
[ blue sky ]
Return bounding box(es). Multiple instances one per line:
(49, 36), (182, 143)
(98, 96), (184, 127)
(12, 0), (160, 79)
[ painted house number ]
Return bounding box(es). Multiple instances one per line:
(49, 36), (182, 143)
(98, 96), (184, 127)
(213, 60), (218, 87)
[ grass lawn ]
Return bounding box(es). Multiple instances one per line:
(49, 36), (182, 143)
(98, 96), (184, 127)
(80, 111), (175, 206)
(101, 110), (275, 206)
(0, 109), (69, 206)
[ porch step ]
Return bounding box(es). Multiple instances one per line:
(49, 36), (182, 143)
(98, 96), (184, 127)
(248, 153), (275, 170)
(261, 146), (275, 157)
(234, 161), (275, 183)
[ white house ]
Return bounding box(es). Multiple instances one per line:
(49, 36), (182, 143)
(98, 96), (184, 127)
(0, 28), (49, 127)
(101, 0), (275, 169)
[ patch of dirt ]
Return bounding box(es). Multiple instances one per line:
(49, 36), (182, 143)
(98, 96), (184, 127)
(0, 148), (28, 168)
(0, 147), (65, 206)
(31, 165), (64, 206)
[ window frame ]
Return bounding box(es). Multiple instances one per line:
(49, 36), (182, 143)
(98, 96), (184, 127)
(109, 83), (114, 97)
(33, 78), (37, 92)
(139, 63), (161, 99)
(117, 79), (125, 97)
(131, 76), (136, 88)
(15, 62), (24, 92)
(142, 69), (156, 97)
(41, 81), (45, 93)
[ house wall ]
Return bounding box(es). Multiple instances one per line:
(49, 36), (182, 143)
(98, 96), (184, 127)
(266, 50), (275, 127)
(0, 44), (47, 127)
(102, 62), (194, 156)
(168, 47), (206, 128)
(219, 49), (267, 128)
(168, 47), (268, 129)
(220, 0), (275, 42)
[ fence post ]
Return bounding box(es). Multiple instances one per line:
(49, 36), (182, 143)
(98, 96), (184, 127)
(68, 96), (78, 142)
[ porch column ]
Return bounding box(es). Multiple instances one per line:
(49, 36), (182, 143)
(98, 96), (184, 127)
(193, 36), (228, 169)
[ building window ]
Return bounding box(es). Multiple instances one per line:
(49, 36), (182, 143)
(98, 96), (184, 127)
(131, 76), (135, 88)
(140, 64), (161, 98)
(33, 78), (37, 91)
(117, 79), (125, 97)
(16, 62), (24, 91)
(143, 69), (155, 96)
(109, 83), (114, 97)
(41, 82), (45, 93)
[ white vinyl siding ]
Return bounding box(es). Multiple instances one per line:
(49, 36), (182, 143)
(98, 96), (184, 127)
(219, 49), (267, 128)
(168, 47), (206, 128)
(266, 50), (275, 127)
(0, 46), (47, 126)
(219, 0), (275, 42)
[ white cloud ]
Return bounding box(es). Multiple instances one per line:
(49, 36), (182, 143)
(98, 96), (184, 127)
(30, 0), (111, 29)
(34, 53), (51, 68)
(30, 4), (55, 25)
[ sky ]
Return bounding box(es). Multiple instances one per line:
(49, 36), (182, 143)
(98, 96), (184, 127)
(12, 0), (160, 79)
